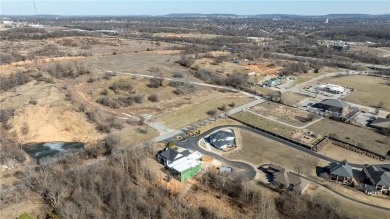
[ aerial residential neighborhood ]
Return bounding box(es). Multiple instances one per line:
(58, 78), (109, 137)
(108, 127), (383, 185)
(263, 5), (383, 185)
(1, 1), (390, 219)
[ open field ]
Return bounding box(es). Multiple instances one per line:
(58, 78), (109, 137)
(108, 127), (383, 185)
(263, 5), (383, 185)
(193, 58), (246, 75)
(158, 95), (252, 129)
(281, 92), (309, 105)
(110, 124), (159, 146)
(231, 111), (299, 138)
(152, 32), (221, 39)
(350, 45), (390, 57)
(318, 142), (388, 164)
(308, 119), (390, 158)
(319, 75), (390, 110)
(306, 186), (390, 219)
(0, 36), (177, 75)
(225, 129), (323, 176)
(250, 101), (318, 127)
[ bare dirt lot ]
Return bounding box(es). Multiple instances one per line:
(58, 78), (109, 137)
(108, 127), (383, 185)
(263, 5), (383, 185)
(308, 119), (390, 158)
(319, 75), (390, 110)
(250, 101), (319, 127)
(0, 82), (102, 144)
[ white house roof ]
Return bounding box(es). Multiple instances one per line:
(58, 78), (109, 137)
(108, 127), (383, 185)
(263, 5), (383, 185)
(166, 150), (203, 173)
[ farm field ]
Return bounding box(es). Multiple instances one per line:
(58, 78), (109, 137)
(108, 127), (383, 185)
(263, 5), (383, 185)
(308, 119), (390, 158)
(225, 129), (323, 176)
(319, 75), (390, 110)
(231, 111), (299, 138)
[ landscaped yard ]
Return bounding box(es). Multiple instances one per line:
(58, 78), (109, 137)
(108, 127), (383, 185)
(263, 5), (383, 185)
(308, 119), (390, 158)
(225, 129), (323, 176)
(319, 75), (390, 110)
(231, 111), (298, 138)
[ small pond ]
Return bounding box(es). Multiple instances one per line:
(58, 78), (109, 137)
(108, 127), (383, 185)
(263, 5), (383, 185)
(22, 142), (84, 161)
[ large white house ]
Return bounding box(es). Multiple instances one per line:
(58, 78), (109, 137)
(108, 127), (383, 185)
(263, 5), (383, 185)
(157, 148), (203, 182)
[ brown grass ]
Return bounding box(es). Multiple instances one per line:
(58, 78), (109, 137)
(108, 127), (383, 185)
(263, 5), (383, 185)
(308, 119), (390, 157)
(225, 129), (322, 176)
(158, 95), (252, 129)
(320, 75), (390, 110)
(231, 111), (299, 138)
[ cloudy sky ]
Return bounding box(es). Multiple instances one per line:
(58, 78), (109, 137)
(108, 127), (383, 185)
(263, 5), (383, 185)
(1, 0), (389, 16)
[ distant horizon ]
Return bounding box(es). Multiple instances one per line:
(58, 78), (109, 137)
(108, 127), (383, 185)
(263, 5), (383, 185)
(2, 13), (390, 17)
(1, 1), (389, 16)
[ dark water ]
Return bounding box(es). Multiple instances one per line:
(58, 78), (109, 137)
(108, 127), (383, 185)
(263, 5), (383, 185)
(22, 142), (84, 160)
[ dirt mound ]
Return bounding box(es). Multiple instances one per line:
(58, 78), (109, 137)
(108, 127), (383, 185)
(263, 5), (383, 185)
(11, 105), (101, 144)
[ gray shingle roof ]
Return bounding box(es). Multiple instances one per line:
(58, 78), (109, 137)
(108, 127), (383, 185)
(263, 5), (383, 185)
(329, 161), (353, 178)
(363, 164), (390, 187)
(160, 148), (190, 162)
(210, 130), (235, 149)
(320, 99), (349, 108)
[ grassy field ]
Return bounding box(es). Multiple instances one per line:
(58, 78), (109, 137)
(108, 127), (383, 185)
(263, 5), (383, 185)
(231, 111), (298, 138)
(111, 124), (159, 146)
(320, 75), (390, 110)
(158, 96), (252, 129)
(308, 119), (390, 157)
(319, 142), (388, 164)
(350, 45), (390, 57)
(281, 92), (310, 105)
(250, 101), (318, 127)
(225, 129), (323, 176)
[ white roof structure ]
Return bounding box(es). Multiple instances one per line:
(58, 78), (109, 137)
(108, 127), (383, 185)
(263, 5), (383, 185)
(317, 84), (345, 93)
(166, 151), (203, 173)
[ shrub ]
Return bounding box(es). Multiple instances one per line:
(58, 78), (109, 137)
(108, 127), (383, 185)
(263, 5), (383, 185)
(148, 94), (159, 102)
(217, 104), (226, 111)
(206, 109), (217, 116)
(148, 78), (163, 88)
(133, 94), (143, 103)
(173, 88), (184, 95)
(173, 72), (184, 78)
(228, 102), (236, 107)
(109, 81), (133, 93)
(18, 212), (36, 219)
(100, 89), (108, 96)
(96, 96), (120, 109)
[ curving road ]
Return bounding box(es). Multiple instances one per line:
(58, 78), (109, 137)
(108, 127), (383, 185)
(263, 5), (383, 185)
(170, 124), (370, 168)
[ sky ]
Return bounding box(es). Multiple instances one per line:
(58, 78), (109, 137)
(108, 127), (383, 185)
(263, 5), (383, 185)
(1, 0), (389, 16)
